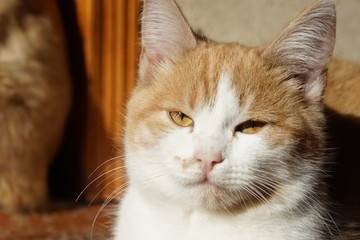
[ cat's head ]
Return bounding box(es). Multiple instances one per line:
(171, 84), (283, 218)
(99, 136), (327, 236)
(124, 0), (335, 211)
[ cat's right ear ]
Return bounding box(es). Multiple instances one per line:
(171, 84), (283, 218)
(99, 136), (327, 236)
(138, 0), (197, 84)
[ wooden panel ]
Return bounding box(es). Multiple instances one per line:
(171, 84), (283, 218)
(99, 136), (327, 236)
(74, 0), (140, 202)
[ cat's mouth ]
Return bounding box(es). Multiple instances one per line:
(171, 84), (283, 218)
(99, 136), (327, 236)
(197, 177), (213, 186)
(193, 175), (225, 190)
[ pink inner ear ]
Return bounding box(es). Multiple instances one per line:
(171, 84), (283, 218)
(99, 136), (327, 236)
(138, 50), (172, 84)
(146, 52), (164, 68)
(303, 70), (327, 103)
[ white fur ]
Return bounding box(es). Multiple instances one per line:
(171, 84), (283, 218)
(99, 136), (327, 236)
(113, 72), (326, 240)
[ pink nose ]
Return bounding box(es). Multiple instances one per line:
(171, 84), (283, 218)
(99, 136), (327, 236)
(196, 151), (224, 175)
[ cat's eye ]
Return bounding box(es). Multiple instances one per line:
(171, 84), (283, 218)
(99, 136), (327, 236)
(169, 111), (193, 127)
(236, 120), (266, 134)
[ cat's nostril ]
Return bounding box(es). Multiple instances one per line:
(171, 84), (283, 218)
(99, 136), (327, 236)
(196, 157), (223, 165)
(211, 158), (223, 166)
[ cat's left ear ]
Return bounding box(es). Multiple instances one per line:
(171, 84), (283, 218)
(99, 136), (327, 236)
(138, 0), (197, 84)
(263, 0), (336, 102)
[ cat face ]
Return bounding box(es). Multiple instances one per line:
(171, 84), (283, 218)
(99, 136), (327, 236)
(125, 42), (326, 210)
(124, 0), (335, 211)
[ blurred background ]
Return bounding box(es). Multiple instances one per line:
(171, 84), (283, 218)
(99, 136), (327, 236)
(177, 0), (360, 62)
(0, 0), (358, 239)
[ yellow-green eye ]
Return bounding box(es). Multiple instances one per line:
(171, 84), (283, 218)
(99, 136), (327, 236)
(169, 111), (193, 127)
(236, 120), (266, 134)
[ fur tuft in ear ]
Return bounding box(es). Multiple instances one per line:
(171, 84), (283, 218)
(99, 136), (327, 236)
(263, 0), (336, 102)
(139, 0), (197, 84)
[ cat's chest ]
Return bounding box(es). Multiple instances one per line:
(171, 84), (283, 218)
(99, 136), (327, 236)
(184, 211), (256, 240)
(115, 188), (307, 240)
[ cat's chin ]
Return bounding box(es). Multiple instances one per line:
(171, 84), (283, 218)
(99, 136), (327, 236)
(185, 180), (248, 212)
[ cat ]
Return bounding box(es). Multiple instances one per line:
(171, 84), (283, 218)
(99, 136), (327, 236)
(0, 0), (71, 211)
(113, 0), (360, 239)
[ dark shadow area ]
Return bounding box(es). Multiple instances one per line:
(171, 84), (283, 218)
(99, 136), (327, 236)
(325, 107), (360, 222)
(48, 0), (88, 201)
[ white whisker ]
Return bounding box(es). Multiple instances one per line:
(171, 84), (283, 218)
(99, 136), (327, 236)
(76, 167), (124, 202)
(88, 155), (124, 178)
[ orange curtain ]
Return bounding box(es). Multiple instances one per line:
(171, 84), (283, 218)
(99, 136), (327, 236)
(74, 0), (140, 202)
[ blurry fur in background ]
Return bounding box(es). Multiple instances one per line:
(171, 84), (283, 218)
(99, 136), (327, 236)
(0, 0), (71, 211)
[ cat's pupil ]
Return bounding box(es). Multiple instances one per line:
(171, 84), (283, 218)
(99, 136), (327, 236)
(180, 113), (185, 120)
